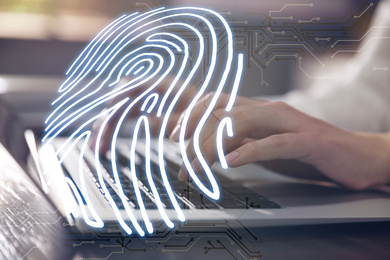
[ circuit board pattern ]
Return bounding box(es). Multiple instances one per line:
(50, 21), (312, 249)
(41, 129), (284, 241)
(231, 0), (379, 88)
(9, 0), (387, 259)
(62, 218), (264, 260)
(54, 1), (383, 259)
(127, 1), (382, 98)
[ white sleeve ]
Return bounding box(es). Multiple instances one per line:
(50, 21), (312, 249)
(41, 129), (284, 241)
(269, 0), (390, 132)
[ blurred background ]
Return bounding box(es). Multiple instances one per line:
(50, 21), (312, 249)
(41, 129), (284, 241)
(0, 0), (378, 160)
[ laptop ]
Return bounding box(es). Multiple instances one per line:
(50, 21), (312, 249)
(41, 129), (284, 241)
(27, 131), (390, 236)
(1, 77), (390, 242)
(0, 99), (71, 260)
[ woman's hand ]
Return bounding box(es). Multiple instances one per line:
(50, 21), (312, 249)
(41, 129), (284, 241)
(90, 77), (198, 153)
(171, 93), (390, 190)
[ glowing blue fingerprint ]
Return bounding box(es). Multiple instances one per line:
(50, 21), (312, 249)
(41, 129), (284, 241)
(43, 7), (244, 236)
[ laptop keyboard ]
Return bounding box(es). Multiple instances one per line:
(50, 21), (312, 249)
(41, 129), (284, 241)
(75, 140), (280, 211)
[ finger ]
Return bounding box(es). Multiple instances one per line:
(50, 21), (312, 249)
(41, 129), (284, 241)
(178, 116), (220, 181)
(178, 116), (247, 181)
(170, 93), (258, 141)
(240, 137), (256, 146)
(171, 92), (216, 141)
(260, 159), (328, 181)
(148, 112), (182, 136)
(90, 78), (195, 152)
(178, 140), (196, 181)
(225, 133), (311, 167)
(173, 101), (295, 143)
(90, 108), (123, 154)
(178, 106), (265, 180)
(153, 76), (199, 115)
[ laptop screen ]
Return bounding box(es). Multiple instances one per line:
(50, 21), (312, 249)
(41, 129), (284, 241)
(0, 135), (71, 259)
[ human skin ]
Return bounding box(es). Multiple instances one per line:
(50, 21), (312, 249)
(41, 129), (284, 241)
(93, 88), (390, 191)
(90, 77), (198, 152)
(170, 93), (390, 190)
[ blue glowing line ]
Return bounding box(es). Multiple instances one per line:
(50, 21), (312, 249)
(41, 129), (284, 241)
(141, 93), (159, 113)
(146, 34), (182, 52)
(176, 9), (228, 200)
(56, 132), (104, 228)
(58, 131), (104, 226)
(155, 32), (188, 117)
(215, 53), (244, 170)
(155, 26), (201, 221)
(138, 116), (173, 226)
(94, 98), (141, 236)
(53, 99), (129, 161)
(130, 116), (155, 233)
(24, 129), (49, 193)
(100, 112), (147, 236)
(44, 45), (164, 135)
(226, 54), (244, 112)
(125, 62), (152, 79)
(64, 177), (83, 218)
(133, 65), (145, 75)
(216, 117), (234, 169)
(109, 57), (153, 87)
(77, 132), (105, 227)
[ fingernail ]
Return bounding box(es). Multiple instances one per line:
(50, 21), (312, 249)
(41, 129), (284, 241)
(191, 159), (201, 172)
(225, 151), (239, 164)
(178, 166), (187, 181)
(177, 111), (186, 125)
(169, 124), (180, 141)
